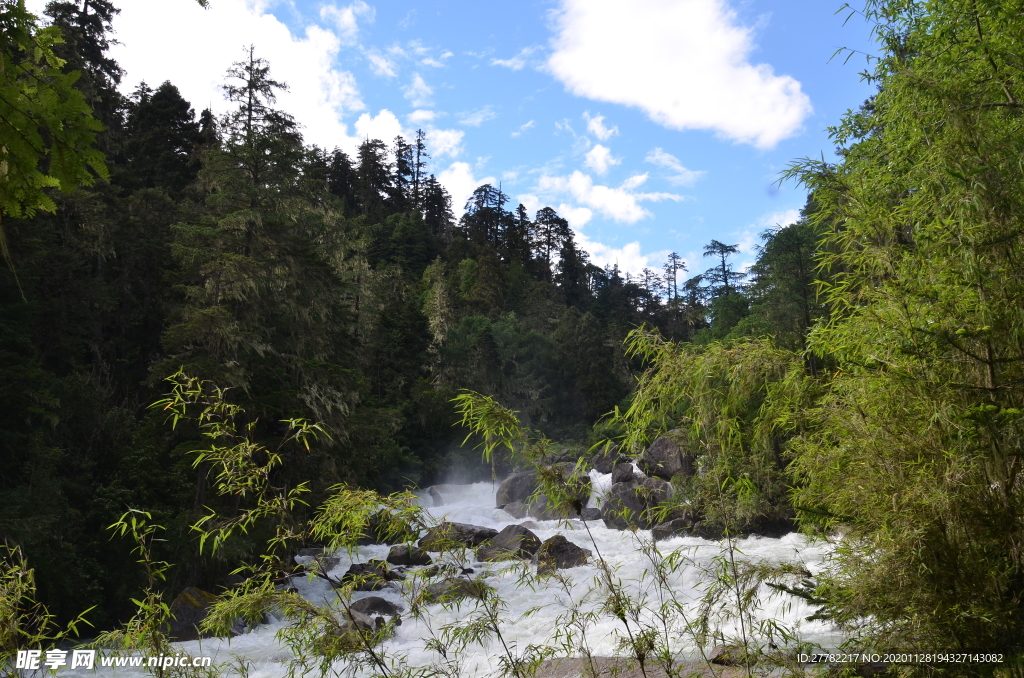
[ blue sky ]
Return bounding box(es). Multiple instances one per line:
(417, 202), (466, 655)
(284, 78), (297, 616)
(30, 0), (879, 277)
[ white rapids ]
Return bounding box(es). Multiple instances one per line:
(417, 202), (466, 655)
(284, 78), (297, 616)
(62, 473), (842, 677)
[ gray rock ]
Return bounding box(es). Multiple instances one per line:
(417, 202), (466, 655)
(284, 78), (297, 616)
(518, 520), (540, 530)
(349, 596), (404, 617)
(477, 524), (542, 561)
(536, 535), (592, 575)
(418, 522), (499, 551)
(342, 561), (406, 591)
(422, 578), (487, 603)
(589, 442), (629, 474)
(638, 433), (694, 480)
(502, 501), (529, 519)
(429, 486), (443, 507)
(611, 462), (634, 484)
(297, 547), (324, 557)
(305, 554), (340, 573)
(601, 477), (673, 530)
(386, 544), (432, 566)
(167, 587), (218, 641)
(496, 472), (538, 507)
(580, 506), (603, 522)
(708, 644), (746, 666)
(527, 494), (579, 520)
(651, 516), (696, 541)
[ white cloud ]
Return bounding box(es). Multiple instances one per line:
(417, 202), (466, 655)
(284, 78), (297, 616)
(353, 109), (407, 146)
(583, 112), (618, 140)
(366, 51), (398, 77)
(548, 0), (812, 148)
(458, 105), (497, 127)
(583, 144), (620, 175)
(760, 208), (802, 231)
(320, 1), (375, 44)
(535, 171), (682, 223)
(426, 128), (465, 159)
(645, 148), (705, 186)
(576, 233), (665, 275)
(408, 109), (436, 124)
(511, 120), (535, 137)
(403, 73), (433, 107)
(101, 0), (364, 151)
(438, 162), (497, 216)
(491, 46), (542, 71)
(555, 203), (594, 229)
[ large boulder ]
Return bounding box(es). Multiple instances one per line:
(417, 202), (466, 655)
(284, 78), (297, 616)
(527, 494), (580, 520)
(421, 578), (487, 604)
(580, 506), (602, 522)
(536, 536), (592, 575)
(498, 465), (591, 519)
(611, 462), (634, 484)
(341, 561), (406, 591)
(418, 522), (498, 551)
(501, 502), (529, 519)
(601, 476), (673, 530)
(496, 472), (538, 507)
(651, 515), (697, 541)
(589, 443), (631, 474)
(167, 587), (219, 641)
(476, 524), (542, 561)
(386, 544), (432, 566)
(638, 433), (694, 480)
(349, 596), (403, 617)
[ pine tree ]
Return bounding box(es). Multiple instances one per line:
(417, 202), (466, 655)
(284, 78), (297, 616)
(124, 81), (202, 194)
(356, 138), (392, 216)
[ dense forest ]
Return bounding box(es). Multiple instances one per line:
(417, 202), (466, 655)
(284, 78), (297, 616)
(4, 0), (1024, 669)
(0, 0), (819, 628)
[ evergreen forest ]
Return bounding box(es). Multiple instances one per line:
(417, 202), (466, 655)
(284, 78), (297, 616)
(3, 0), (1024, 673)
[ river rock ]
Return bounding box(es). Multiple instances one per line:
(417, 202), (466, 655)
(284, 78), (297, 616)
(428, 486), (443, 506)
(349, 596), (403, 617)
(611, 462), (634, 484)
(651, 516), (696, 541)
(580, 507), (602, 521)
(167, 587), (218, 641)
(496, 472), (538, 507)
(422, 577), (487, 604)
(590, 443), (631, 474)
(536, 535), (591, 574)
(477, 524), (542, 561)
(709, 644), (747, 666)
(601, 477), (673, 530)
(386, 544), (432, 566)
(638, 433), (694, 480)
(501, 501), (529, 519)
(418, 522), (498, 551)
(342, 561), (406, 591)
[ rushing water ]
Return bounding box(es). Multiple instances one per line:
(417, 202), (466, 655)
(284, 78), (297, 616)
(61, 473), (840, 677)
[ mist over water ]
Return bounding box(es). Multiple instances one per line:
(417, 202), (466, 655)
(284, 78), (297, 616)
(63, 475), (841, 677)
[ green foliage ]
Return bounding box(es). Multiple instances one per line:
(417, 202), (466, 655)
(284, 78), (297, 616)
(0, 0), (107, 290)
(780, 0), (1024, 658)
(617, 329), (817, 533)
(151, 371), (322, 555)
(0, 544), (92, 674)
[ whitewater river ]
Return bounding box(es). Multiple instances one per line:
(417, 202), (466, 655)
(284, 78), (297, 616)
(59, 472), (840, 677)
